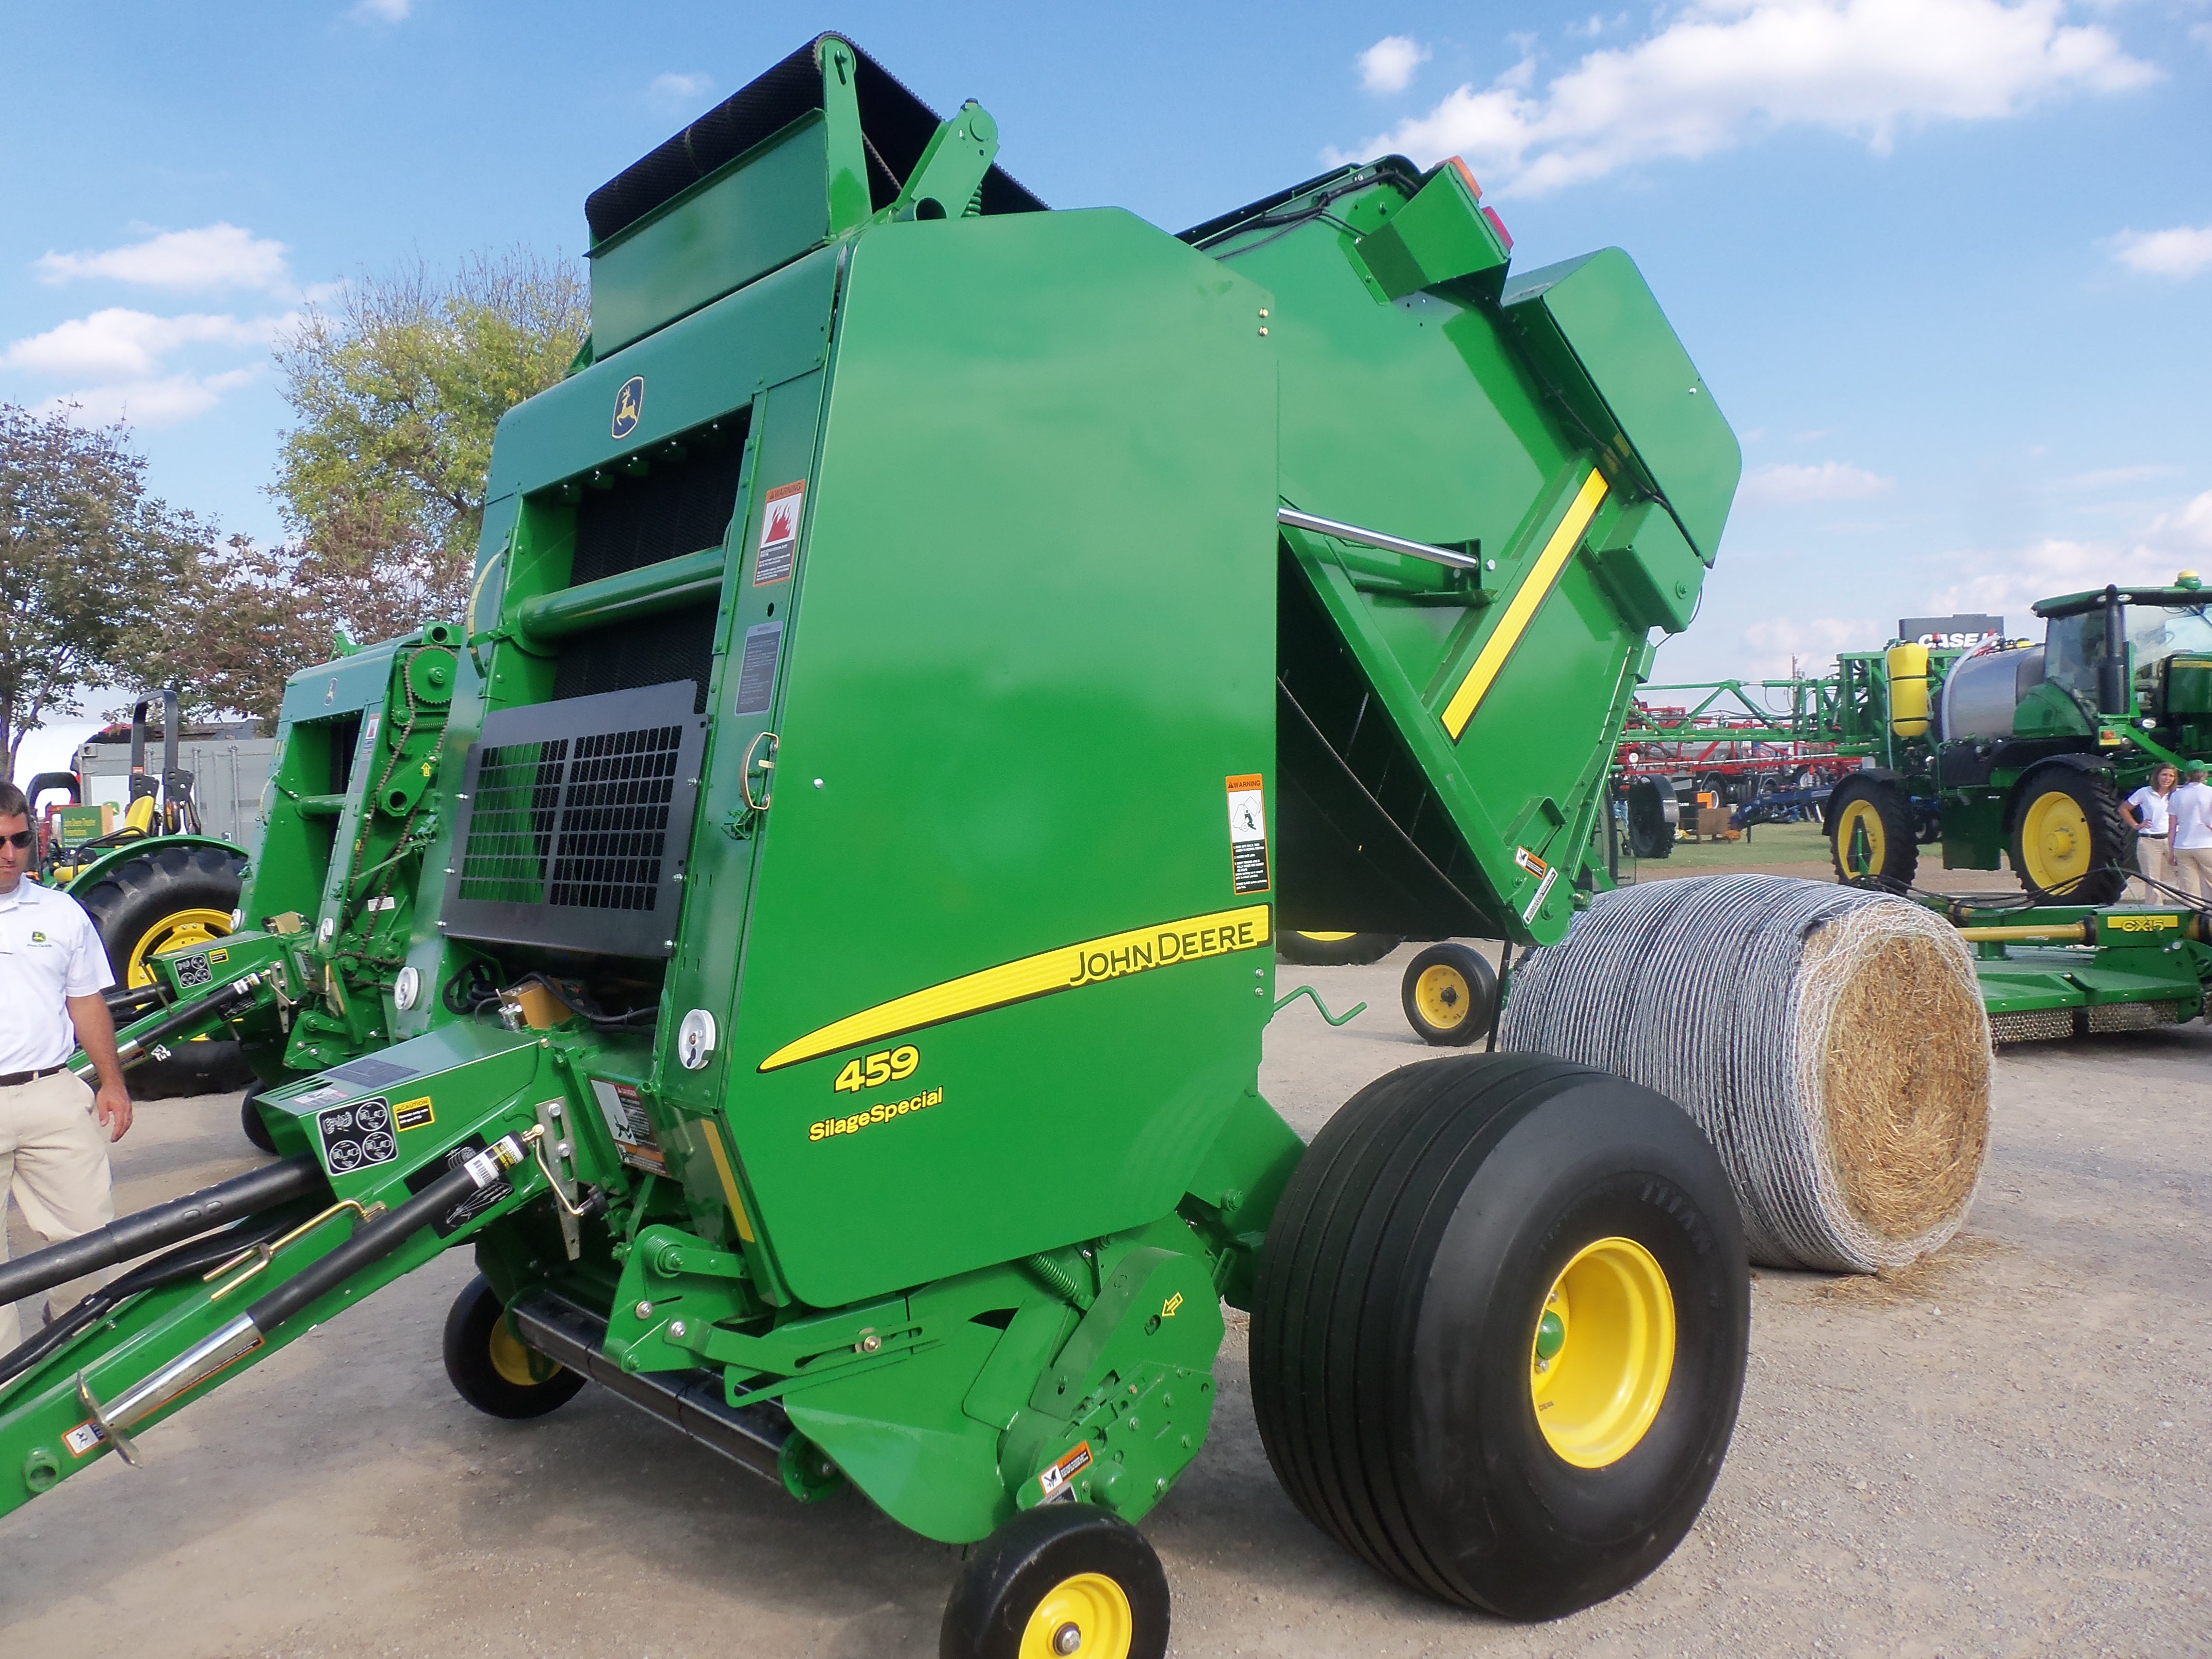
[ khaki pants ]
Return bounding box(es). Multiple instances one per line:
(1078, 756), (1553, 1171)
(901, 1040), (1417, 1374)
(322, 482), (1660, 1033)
(1, 1070), (115, 1353)
(2136, 836), (2176, 902)
(2174, 846), (2212, 903)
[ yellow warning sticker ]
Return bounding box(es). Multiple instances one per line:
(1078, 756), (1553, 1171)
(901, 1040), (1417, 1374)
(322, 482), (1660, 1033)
(394, 1096), (435, 1131)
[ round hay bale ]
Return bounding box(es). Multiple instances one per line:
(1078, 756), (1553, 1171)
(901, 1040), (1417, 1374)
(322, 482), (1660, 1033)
(1498, 873), (1990, 1273)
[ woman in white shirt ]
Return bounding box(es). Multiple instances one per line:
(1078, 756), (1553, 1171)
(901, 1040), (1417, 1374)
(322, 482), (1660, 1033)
(2166, 763), (2212, 901)
(2124, 762), (2179, 901)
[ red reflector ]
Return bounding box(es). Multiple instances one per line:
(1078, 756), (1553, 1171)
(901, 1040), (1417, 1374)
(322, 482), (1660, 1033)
(1482, 205), (1514, 250)
(1446, 156), (1483, 199)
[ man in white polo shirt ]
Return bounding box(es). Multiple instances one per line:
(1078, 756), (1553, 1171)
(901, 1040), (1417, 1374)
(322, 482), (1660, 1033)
(2169, 763), (2212, 902)
(0, 779), (133, 1352)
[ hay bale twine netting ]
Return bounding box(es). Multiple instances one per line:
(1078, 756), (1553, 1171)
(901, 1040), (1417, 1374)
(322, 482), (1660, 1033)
(1499, 874), (1991, 1274)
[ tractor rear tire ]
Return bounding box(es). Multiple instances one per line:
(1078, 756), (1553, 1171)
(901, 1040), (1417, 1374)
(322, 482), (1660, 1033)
(240, 1084), (278, 1154)
(1401, 942), (1497, 1046)
(940, 1501), (1170, 1659)
(1626, 778), (1677, 859)
(73, 843), (253, 1099)
(443, 1276), (587, 1421)
(1250, 1053), (1749, 1621)
(2008, 768), (2128, 905)
(1277, 930), (1404, 967)
(1826, 777), (1917, 890)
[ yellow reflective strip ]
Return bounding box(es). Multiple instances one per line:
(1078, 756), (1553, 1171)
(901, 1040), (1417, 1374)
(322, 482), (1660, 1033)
(758, 903), (1274, 1071)
(1440, 469), (1610, 740)
(701, 1120), (757, 1243)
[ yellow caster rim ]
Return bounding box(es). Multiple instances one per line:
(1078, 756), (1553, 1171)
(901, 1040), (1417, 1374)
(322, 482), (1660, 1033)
(2020, 790), (2092, 890)
(487, 1314), (560, 1389)
(1835, 799), (1886, 878)
(126, 906), (232, 987)
(1019, 1571), (1133, 1659)
(1289, 931), (1357, 942)
(1530, 1235), (1677, 1469)
(1413, 964), (1471, 1031)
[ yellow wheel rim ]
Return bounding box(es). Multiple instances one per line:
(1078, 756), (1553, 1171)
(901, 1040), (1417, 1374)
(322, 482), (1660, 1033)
(125, 906), (232, 988)
(1530, 1236), (1677, 1469)
(1290, 931), (1357, 942)
(2020, 790), (2093, 890)
(1835, 799), (1886, 878)
(487, 1314), (560, 1389)
(1018, 1571), (1133, 1659)
(1413, 964), (1472, 1030)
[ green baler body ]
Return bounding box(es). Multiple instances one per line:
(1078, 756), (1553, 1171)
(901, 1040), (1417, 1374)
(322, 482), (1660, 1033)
(2, 38), (1741, 1544)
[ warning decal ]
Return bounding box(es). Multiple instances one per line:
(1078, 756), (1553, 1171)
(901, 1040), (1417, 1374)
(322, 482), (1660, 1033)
(1038, 1440), (1093, 1502)
(394, 1096), (436, 1131)
(63, 1420), (105, 1458)
(590, 1078), (669, 1175)
(318, 1097), (396, 1175)
(1226, 774), (1271, 895)
(753, 480), (806, 585)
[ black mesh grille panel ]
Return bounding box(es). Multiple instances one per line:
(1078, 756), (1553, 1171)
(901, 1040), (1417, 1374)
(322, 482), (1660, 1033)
(571, 438), (746, 586)
(442, 683), (707, 957)
(554, 603), (717, 714)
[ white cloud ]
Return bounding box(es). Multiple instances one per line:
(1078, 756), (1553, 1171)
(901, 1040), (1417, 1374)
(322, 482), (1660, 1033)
(2, 308), (281, 380)
(2111, 224), (2212, 280)
(37, 223), (294, 296)
(36, 368), (262, 430)
(1743, 614), (1879, 676)
(1335, 0), (2157, 196)
(350, 0), (411, 21)
(1923, 491), (2212, 616)
(1359, 35), (1432, 94)
(1737, 460), (1894, 505)
(650, 72), (715, 111)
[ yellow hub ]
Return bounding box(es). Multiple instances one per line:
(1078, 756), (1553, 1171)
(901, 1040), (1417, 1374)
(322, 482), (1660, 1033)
(1530, 1236), (1676, 1469)
(1413, 964), (1471, 1030)
(125, 906), (232, 988)
(1019, 1572), (1132, 1659)
(1835, 798), (1886, 877)
(487, 1314), (561, 1389)
(1289, 931), (1357, 942)
(2020, 789), (2092, 890)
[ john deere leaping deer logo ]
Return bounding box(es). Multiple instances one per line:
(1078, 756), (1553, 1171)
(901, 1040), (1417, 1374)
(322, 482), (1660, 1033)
(611, 376), (645, 439)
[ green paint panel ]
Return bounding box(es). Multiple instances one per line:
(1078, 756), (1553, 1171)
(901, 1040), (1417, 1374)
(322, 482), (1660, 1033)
(719, 208), (1278, 1309)
(1502, 248), (1742, 563)
(589, 114), (833, 355)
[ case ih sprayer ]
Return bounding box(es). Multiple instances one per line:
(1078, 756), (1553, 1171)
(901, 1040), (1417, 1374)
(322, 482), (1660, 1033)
(0, 38), (1748, 1655)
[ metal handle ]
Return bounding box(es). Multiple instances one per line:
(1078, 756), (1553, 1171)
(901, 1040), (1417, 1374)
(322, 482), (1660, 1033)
(741, 731), (778, 813)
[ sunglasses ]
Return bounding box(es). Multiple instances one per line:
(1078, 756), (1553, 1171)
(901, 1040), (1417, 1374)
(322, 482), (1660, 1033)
(1, 831), (31, 851)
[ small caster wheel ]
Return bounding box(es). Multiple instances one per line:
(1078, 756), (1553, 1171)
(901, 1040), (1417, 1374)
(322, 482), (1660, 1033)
(1401, 941), (1496, 1046)
(940, 1503), (1169, 1659)
(443, 1275), (584, 1420)
(240, 1085), (277, 1154)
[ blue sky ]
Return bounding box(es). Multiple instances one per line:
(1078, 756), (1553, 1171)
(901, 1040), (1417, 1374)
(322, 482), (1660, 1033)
(5, 0), (2211, 776)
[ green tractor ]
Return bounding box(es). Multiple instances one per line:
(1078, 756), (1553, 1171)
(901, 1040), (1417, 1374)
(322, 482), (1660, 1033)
(1827, 576), (2212, 903)
(26, 689), (253, 1097)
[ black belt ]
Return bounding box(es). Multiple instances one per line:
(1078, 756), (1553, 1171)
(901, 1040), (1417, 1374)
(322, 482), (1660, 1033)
(2141, 831), (2167, 838)
(0, 1064), (69, 1090)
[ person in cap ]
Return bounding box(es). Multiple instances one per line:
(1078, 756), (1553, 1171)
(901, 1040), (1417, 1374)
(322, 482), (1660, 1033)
(0, 779), (132, 1352)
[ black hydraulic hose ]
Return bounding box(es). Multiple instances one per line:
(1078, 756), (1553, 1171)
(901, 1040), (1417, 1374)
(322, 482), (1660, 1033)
(93, 977), (263, 1075)
(246, 1145), (516, 1333)
(102, 983), (168, 1022)
(0, 1156), (325, 1307)
(0, 1209), (305, 1390)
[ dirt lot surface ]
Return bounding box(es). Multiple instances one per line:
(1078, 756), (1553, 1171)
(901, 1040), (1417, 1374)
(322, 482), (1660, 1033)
(5, 868), (2208, 1655)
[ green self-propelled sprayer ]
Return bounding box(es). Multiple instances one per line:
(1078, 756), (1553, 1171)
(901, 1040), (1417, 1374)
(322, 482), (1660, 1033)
(0, 37), (1750, 1654)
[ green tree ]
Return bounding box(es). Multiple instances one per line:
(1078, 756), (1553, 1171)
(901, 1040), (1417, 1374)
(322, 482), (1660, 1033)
(0, 403), (208, 780)
(271, 248), (588, 614)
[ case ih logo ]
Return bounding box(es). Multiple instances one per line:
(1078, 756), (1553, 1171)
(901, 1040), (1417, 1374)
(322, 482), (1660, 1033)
(611, 376), (645, 438)
(1898, 613), (2005, 649)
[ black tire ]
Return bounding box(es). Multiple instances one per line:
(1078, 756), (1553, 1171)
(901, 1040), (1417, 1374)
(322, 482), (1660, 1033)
(2007, 767), (2128, 905)
(1825, 777), (1917, 889)
(1250, 1053), (1749, 1621)
(940, 1502), (1169, 1659)
(74, 843), (253, 1098)
(443, 1276), (586, 1421)
(1277, 930), (1405, 967)
(240, 1084), (277, 1154)
(1401, 942), (1497, 1047)
(1625, 778), (1677, 859)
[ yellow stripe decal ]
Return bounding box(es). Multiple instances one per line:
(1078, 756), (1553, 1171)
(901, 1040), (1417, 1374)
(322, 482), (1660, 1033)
(759, 903), (1274, 1072)
(1440, 468), (1609, 740)
(701, 1121), (757, 1243)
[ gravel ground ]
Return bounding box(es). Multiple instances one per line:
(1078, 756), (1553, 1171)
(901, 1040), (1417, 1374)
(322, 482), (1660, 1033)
(3, 930), (2207, 1656)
